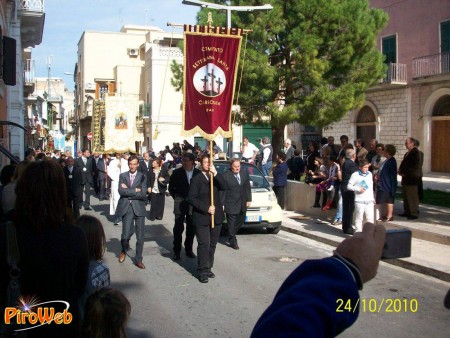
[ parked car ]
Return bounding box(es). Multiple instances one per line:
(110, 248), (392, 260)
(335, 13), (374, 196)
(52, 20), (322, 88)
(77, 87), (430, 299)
(214, 161), (283, 234)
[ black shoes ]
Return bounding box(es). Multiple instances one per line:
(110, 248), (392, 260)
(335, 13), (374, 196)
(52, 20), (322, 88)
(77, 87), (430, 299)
(398, 213), (410, 217)
(173, 252), (181, 260)
(230, 243), (240, 250)
(185, 251), (196, 258)
(207, 271), (215, 278)
(343, 228), (354, 235)
(199, 275), (208, 283)
(407, 215), (418, 220)
(84, 206), (92, 211)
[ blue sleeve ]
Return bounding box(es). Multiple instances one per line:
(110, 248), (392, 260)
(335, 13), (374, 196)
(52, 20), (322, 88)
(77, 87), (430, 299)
(251, 257), (360, 338)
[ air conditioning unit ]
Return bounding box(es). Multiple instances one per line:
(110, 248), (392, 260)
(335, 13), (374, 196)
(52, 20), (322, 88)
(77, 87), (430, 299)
(128, 48), (139, 56)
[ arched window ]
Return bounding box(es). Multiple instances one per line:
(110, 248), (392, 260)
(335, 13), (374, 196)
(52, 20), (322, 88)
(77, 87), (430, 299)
(356, 106), (376, 147)
(432, 95), (450, 116)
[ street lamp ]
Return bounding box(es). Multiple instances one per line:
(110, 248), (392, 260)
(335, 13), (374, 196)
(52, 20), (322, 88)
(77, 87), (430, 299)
(181, 0), (273, 28)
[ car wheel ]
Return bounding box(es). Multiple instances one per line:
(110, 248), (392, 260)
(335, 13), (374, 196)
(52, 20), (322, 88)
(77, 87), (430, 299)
(266, 226), (281, 234)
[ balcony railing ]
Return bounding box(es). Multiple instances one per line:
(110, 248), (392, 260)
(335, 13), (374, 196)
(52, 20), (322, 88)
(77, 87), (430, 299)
(18, 0), (44, 12)
(413, 52), (450, 78)
(382, 63), (407, 84)
(23, 59), (35, 83)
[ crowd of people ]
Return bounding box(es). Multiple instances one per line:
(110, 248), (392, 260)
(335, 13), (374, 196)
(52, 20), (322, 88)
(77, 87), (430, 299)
(0, 134), (423, 336)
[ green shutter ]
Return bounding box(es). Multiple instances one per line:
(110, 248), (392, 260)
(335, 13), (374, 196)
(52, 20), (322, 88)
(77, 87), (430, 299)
(382, 35), (396, 64)
(441, 20), (450, 53)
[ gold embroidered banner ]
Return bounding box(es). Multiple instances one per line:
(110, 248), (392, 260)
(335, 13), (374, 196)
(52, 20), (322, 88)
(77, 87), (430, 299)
(183, 25), (243, 140)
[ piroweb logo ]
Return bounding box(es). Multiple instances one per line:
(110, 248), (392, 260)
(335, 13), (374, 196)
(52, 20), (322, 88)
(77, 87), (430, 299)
(4, 295), (73, 332)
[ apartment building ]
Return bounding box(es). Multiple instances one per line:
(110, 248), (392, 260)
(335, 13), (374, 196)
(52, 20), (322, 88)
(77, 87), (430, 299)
(0, 0), (44, 161)
(328, 0), (450, 173)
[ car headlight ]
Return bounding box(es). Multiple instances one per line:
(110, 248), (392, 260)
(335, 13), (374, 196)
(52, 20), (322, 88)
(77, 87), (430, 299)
(268, 191), (276, 201)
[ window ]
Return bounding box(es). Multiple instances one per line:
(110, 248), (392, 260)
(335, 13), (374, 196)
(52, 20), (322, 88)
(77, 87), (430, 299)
(382, 35), (397, 65)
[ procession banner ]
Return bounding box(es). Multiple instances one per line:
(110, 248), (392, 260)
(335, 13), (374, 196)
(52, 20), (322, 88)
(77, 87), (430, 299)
(183, 25), (243, 140)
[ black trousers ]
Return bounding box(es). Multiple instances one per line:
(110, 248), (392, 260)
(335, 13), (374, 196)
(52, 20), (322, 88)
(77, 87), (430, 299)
(67, 192), (81, 220)
(342, 190), (355, 232)
(82, 182), (92, 208)
(273, 186), (285, 209)
(196, 223), (221, 276)
(173, 213), (195, 254)
(121, 206), (145, 263)
(149, 192), (165, 220)
(227, 212), (245, 245)
(98, 176), (106, 199)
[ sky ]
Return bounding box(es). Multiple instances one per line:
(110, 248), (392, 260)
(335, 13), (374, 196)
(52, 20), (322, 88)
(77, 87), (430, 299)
(32, 0), (199, 88)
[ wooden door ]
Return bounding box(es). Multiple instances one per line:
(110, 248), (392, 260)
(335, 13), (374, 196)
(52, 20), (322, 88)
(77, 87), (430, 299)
(431, 119), (450, 172)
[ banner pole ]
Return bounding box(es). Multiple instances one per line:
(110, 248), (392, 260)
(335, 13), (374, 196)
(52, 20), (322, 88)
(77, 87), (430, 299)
(210, 140), (215, 228)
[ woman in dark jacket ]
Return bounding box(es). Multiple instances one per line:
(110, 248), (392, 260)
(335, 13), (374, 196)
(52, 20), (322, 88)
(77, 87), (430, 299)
(0, 159), (89, 338)
(148, 157), (170, 221)
(272, 152), (288, 209)
(305, 141), (320, 182)
(375, 144), (398, 222)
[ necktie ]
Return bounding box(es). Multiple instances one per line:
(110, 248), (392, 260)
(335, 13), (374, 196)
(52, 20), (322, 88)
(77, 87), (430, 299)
(130, 174), (135, 186)
(83, 157), (86, 165)
(235, 174), (241, 185)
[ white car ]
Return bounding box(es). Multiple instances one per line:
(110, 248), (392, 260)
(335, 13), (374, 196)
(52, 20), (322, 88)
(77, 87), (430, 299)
(214, 161), (283, 234)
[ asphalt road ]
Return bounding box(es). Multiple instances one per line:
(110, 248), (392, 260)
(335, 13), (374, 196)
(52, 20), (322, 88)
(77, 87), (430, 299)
(84, 195), (450, 338)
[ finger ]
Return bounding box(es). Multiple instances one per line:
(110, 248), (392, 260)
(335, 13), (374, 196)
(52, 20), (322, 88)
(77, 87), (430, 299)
(373, 223), (386, 244)
(362, 222), (376, 237)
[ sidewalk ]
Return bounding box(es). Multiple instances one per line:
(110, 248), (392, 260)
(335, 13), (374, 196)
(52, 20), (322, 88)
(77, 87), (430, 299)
(280, 173), (450, 282)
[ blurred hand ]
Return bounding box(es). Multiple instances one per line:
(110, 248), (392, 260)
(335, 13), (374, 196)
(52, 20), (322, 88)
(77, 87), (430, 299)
(335, 222), (386, 283)
(147, 187), (152, 193)
(120, 183), (127, 188)
(246, 201), (251, 207)
(158, 177), (165, 182)
(209, 164), (217, 175)
(208, 206), (215, 215)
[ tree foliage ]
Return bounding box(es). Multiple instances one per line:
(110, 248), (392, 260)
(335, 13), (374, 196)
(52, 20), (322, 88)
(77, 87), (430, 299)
(230, 0), (388, 129)
(175, 0), (388, 151)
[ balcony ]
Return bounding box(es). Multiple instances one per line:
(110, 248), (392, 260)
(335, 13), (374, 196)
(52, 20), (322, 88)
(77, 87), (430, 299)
(381, 63), (407, 85)
(413, 52), (450, 79)
(23, 59), (35, 96)
(18, 0), (45, 48)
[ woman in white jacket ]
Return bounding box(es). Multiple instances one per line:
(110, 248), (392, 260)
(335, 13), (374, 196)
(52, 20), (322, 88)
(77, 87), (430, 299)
(347, 159), (374, 233)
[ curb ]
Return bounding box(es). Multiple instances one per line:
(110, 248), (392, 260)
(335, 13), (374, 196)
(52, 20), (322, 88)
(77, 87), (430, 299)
(280, 224), (450, 283)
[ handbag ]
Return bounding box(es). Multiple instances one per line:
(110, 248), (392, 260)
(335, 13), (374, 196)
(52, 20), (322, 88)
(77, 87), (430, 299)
(0, 222), (27, 338)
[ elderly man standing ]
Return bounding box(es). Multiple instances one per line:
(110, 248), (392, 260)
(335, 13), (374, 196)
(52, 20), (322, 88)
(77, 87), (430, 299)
(241, 136), (259, 164)
(216, 158), (252, 249)
(284, 138), (295, 162)
(398, 137), (421, 220)
(169, 152), (201, 260)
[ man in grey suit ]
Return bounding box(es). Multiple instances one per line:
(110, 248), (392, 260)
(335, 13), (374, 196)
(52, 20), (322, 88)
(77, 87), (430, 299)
(216, 158), (252, 250)
(117, 155), (148, 269)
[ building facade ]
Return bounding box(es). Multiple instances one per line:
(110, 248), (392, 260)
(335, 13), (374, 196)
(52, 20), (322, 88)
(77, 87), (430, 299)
(0, 0), (44, 162)
(328, 0), (450, 173)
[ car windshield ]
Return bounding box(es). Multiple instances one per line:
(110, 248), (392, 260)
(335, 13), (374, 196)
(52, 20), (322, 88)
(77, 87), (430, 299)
(214, 161), (270, 190)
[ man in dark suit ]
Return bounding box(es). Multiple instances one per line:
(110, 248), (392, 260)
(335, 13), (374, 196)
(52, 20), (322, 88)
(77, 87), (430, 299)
(117, 155), (148, 269)
(168, 152), (200, 260)
(398, 137), (421, 220)
(138, 151), (152, 175)
(74, 148), (95, 210)
(64, 156), (83, 220)
(188, 155), (224, 283)
(94, 153), (107, 200)
(216, 158), (252, 249)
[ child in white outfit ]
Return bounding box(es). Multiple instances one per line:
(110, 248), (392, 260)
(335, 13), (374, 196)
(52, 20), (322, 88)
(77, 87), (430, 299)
(347, 160), (374, 233)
